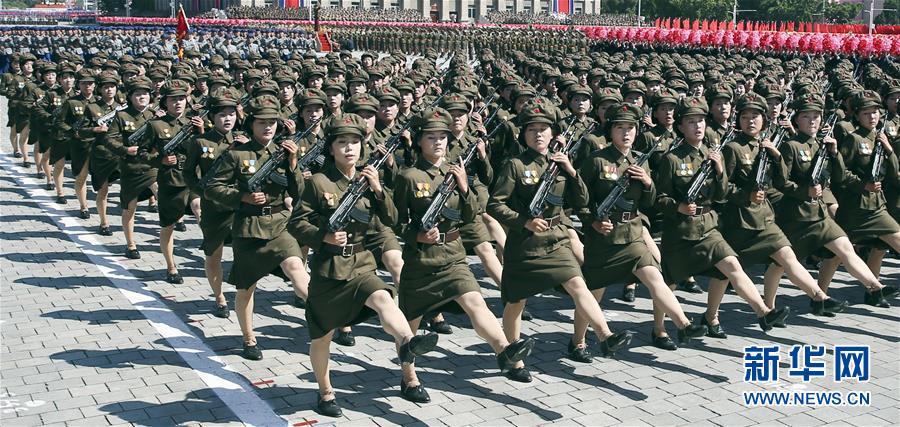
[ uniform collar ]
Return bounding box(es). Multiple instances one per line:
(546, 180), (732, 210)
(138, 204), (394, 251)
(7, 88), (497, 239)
(416, 156), (448, 176)
(325, 164), (354, 185)
(523, 148), (549, 165)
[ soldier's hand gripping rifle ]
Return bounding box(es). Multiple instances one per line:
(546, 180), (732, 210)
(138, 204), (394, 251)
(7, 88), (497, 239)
(594, 140), (659, 221)
(809, 113), (839, 187)
(684, 138), (728, 204)
(527, 121), (596, 218)
(161, 110), (209, 156)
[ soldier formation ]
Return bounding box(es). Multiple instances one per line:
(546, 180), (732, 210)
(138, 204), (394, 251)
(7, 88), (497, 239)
(203, 6), (431, 22)
(3, 22), (900, 418)
(485, 11), (640, 26)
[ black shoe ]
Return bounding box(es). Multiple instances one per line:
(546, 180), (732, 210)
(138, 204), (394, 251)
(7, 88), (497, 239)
(505, 366), (533, 383)
(497, 338), (535, 371)
(758, 307), (791, 332)
(125, 248), (141, 259)
(174, 221), (187, 232)
(651, 332), (678, 351)
(676, 323), (708, 345)
(398, 332), (438, 364)
(567, 339), (593, 363)
(22, 160), (30, 168)
(880, 285), (900, 299)
(700, 315), (727, 339)
(44, 183), (52, 190)
(148, 204), (158, 213)
(98, 225), (112, 236)
(13, 152), (22, 158)
(622, 287), (636, 302)
(241, 343), (263, 360)
(599, 331), (633, 357)
(79, 209), (90, 219)
(864, 288), (892, 308)
(520, 309), (533, 321)
(427, 319), (452, 335)
(166, 272), (183, 284)
(293, 295), (306, 309)
(212, 303), (229, 319)
(315, 395), (342, 417)
(400, 380), (431, 403)
(333, 329), (356, 347)
(811, 297), (848, 316)
(55, 195), (66, 204)
(36, 171), (43, 179)
(677, 280), (703, 294)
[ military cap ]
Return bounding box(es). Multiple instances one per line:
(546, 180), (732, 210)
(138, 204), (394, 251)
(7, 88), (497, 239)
(517, 99), (556, 127)
(567, 84), (593, 99)
(851, 90), (882, 112)
(76, 69), (96, 84)
(208, 72), (232, 87)
(346, 93), (379, 114)
(56, 63), (76, 77)
(675, 96), (709, 122)
(255, 59), (272, 70)
(650, 88), (679, 108)
(642, 72), (663, 85)
(247, 52), (263, 62)
(147, 67), (168, 81)
(209, 55), (226, 68)
(101, 60), (120, 71)
(120, 64), (141, 77)
(273, 70), (296, 85)
(790, 93), (824, 113)
(96, 71), (120, 86)
(38, 62), (57, 74)
(880, 79), (900, 99)
(194, 69), (210, 81)
(705, 83), (733, 102)
(668, 79), (689, 93)
(297, 88), (327, 108)
(184, 49), (202, 59)
(160, 80), (191, 98)
(325, 113), (367, 142)
(622, 80), (647, 96)
(594, 87), (624, 104)
(602, 73), (624, 88)
(512, 84), (537, 102)
(440, 92), (471, 112)
(173, 69), (197, 85)
(244, 69), (265, 82)
(208, 88), (240, 109)
(231, 59), (251, 71)
(323, 78), (347, 94)
(367, 67), (386, 79)
(557, 76), (578, 94)
(757, 83), (785, 102)
(246, 95), (282, 120)
(252, 80), (279, 97)
(347, 69), (369, 84)
(372, 86), (401, 103)
(394, 77), (416, 94)
(304, 65), (327, 80)
(126, 76), (153, 94)
(414, 107), (453, 134)
(735, 92), (769, 113)
(606, 103), (642, 125)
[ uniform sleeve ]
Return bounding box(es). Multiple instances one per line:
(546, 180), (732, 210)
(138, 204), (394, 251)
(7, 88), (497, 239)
(459, 182), (478, 224)
(774, 142), (809, 201)
(106, 114), (128, 158)
(33, 92), (52, 123)
(638, 164), (657, 209)
(487, 160), (529, 230)
(182, 138), (203, 195)
(393, 172), (412, 228)
(204, 152), (242, 210)
(654, 154), (679, 216)
(372, 185), (397, 228)
(288, 179), (327, 251)
(54, 100), (74, 139)
(564, 167), (589, 209)
(576, 156), (599, 224)
(836, 135), (868, 194)
(722, 143), (749, 206)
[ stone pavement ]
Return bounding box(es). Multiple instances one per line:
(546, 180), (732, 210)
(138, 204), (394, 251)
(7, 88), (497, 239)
(1, 98), (898, 426)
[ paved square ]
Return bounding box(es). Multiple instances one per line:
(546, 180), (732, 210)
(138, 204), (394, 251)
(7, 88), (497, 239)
(1, 99), (898, 426)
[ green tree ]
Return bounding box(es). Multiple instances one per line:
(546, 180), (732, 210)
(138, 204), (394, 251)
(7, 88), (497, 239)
(874, 0), (899, 25)
(100, 0), (126, 15)
(824, 2), (862, 24)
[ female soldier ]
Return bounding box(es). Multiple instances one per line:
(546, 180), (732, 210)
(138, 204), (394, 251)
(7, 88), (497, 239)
(144, 80), (202, 284)
(105, 76), (157, 260)
(288, 113), (438, 417)
(205, 95), (309, 360)
(832, 90), (900, 307)
(184, 88), (245, 318)
(655, 96), (791, 339)
(86, 71), (123, 236)
(54, 69), (96, 213)
(718, 92), (843, 328)
(393, 107), (535, 402)
(767, 93), (891, 312)
(487, 99), (632, 383)
(572, 103), (707, 358)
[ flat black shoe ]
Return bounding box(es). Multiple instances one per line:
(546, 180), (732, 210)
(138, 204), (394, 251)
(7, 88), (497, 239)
(166, 272), (184, 284)
(497, 338), (536, 371)
(880, 285), (899, 299)
(241, 343), (263, 360)
(98, 225), (112, 236)
(13, 152), (21, 158)
(520, 309), (533, 321)
(622, 287), (636, 302)
(174, 222), (187, 232)
(22, 161), (30, 168)
(700, 315), (727, 339)
(427, 319), (452, 334)
(293, 295), (306, 309)
(36, 171), (43, 179)
(810, 296), (848, 316)
(333, 329), (356, 347)
(213, 303), (229, 319)
(566, 339), (593, 363)
(677, 323), (708, 345)
(148, 204), (158, 213)
(599, 331), (633, 357)
(864, 288), (892, 308)
(125, 248), (141, 259)
(677, 280), (703, 294)
(652, 332), (678, 351)
(55, 195), (66, 204)
(505, 366), (532, 383)
(400, 380), (431, 403)
(758, 307), (791, 332)
(315, 395), (342, 417)
(45, 183), (52, 190)
(79, 209), (90, 219)
(399, 332), (439, 364)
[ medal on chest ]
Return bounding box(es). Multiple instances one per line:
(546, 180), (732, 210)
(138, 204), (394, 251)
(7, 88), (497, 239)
(299, 145), (307, 155)
(323, 192), (336, 207)
(415, 182), (431, 198)
(741, 152), (754, 165)
(799, 149), (811, 162)
(162, 127), (171, 139)
(124, 121), (134, 131)
(522, 169), (538, 185)
(859, 141), (872, 155)
(201, 146), (214, 159)
(603, 164), (618, 180)
(74, 106), (84, 116)
(677, 162), (693, 176)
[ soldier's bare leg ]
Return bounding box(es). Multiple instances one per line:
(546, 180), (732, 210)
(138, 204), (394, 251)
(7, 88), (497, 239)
(457, 291), (509, 353)
(635, 266), (694, 332)
(32, 139), (42, 174)
(483, 213), (506, 264)
(400, 317), (424, 386)
(474, 241), (502, 285)
(122, 199), (138, 250)
(39, 150), (51, 185)
(281, 256), (309, 300)
(501, 300), (526, 369)
(382, 248), (403, 284)
(818, 257), (841, 292)
(190, 197), (201, 219)
(52, 158), (65, 198)
(712, 257), (772, 318)
(571, 288), (605, 348)
(205, 245), (226, 307)
(17, 125), (29, 163)
(563, 277), (623, 347)
(567, 228), (585, 266)
(235, 285), (257, 345)
(160, 224), (178, 275)
(823, 237), (885, 291)
(96, 183), (109, 228)
(310, 330), (335, 400)
(9, 127), (18, 155)
(74, 161), (89, 212)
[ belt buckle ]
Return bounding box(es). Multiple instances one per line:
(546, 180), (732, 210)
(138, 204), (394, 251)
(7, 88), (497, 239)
(436, 232), (446, 245)
(341, 244), (353, 257)
(621, 212), (632, 221)
(261, 206), (272, 215)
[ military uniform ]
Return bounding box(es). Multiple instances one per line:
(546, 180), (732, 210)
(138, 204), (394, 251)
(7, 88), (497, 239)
(86, 99), (123, 191)
(185, 125), (237, 256)
(105, 77), (158, 206)
(54, 71), (98, 174)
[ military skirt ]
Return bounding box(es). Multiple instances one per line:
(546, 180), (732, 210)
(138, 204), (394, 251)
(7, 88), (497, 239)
(835, 206), (899, 250)
(199, 200), (234, 256)
(363, 226), (402, 255)
(69, 139), (92, 176)
(89, 151), (120, 192)
(49, 138), (70, 164)
(720, 223), (792, 267)
(157, 185), (198, 228)
(583, 240), (660, 290)
(307, 270), (393, 340)
(661, 230), (734, 285)
(228, 231), (302, 290)
(460, 181), (493, 248)
(501, 244), (583, 303)
(777, 216), (846, 260)
(399, 259), (481, 321)
(119, 162), (157, 206)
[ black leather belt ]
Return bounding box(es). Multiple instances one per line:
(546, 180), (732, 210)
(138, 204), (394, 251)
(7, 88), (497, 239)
(239, 204), (286, 216)
(611, 210), (639, 223)
(544, 215), (562, 227)
(693, 205), (712, 216)
(425, 229), (461, 245)
(322, 242), (366, 257)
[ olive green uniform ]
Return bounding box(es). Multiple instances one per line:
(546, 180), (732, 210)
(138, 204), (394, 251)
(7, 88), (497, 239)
(54, 94), (96, 173)
(145, 114), (198, 227)
(105, 106), (158, 205)
(86, 101), (123, 191)
(184, 128), (236, 256)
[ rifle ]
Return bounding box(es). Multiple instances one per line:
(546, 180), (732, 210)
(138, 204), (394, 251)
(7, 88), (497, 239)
(96, 104), (128, 127)
(162, 110), (209, 156)
(870, 116), (888, 182)
(594, 140), (660, 221)
(419, 139), (482, 232)
(527, 121), (596, 218)
(126, 105), (160, 147)
(750, 110), (794, 191)
(293, 116), (325, 171)
(684, 136), (729, 204)
(810, 113), (839, 187)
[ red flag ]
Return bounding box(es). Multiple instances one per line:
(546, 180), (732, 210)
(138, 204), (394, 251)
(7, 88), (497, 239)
(176, 4), (189, 60)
